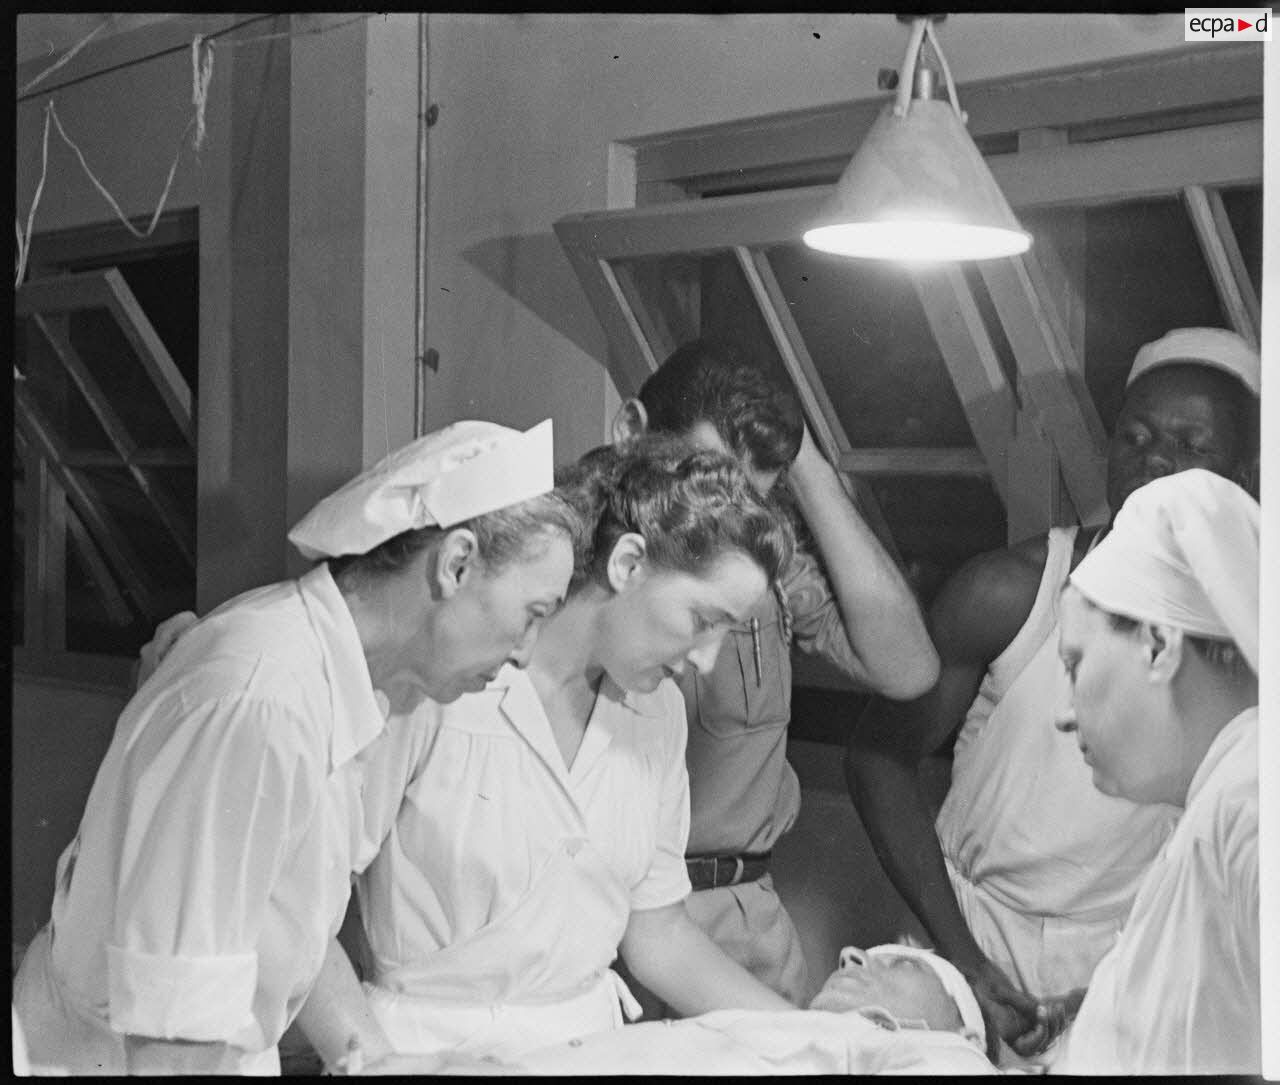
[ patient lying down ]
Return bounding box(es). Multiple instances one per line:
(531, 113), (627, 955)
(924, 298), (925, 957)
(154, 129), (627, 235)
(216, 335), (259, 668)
(432, 945), (1000, 1075)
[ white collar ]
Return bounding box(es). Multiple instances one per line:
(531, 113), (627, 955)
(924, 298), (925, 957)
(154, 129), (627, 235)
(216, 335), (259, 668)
(298, 564), (389, 772)
(1185, 706), (1258, 806)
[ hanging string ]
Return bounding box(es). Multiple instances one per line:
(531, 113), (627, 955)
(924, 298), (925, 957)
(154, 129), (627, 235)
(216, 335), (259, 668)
(191, 36), (214, 151)
(19, 16), (114, 95)
(892, 18), (928, 118)
(48, 100), (195, 242)
(14, 105), (51, 287)
(924, 20), (966, 123)
(14, 13), (374, 291)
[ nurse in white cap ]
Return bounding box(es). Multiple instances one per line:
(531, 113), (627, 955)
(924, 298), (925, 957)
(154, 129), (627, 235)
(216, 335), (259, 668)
(1052, 468), (1260, 1074)
(308, 437), (799, 1068)
(845, 325), (1259, 1062)
(12, 420), (578, 1075)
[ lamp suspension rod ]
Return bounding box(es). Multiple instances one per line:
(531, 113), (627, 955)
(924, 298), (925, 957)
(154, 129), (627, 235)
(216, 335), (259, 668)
(923, 19), (965, 121)
(892, 17), (929, 117)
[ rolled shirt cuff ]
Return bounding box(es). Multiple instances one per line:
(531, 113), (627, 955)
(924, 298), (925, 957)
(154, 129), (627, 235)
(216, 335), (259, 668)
(107, 943), (258, 1041)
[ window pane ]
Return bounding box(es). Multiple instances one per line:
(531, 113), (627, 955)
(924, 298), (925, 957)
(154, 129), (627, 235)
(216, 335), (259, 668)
(67, 308), (189, 449)
(1217, 184), (1262, 297)
(1020, 194), (1229, 432)
(73, 466), (190, 588)
(762, 243), (988, 448)
(16, 246), (198, 658)
(64, 541), (148, 655)
(17, 314), (115, 453)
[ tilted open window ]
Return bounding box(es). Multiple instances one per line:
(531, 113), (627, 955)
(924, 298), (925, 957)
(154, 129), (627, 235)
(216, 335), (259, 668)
(14, 216), (198, 681)
(555, 45), (1262, 612)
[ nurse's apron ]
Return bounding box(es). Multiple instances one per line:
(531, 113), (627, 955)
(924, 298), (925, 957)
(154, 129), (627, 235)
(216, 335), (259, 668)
(365, 838), (642, 1060)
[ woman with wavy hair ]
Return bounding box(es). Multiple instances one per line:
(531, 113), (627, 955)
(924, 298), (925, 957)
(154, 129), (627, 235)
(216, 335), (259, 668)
(310, 435), (802, 1069)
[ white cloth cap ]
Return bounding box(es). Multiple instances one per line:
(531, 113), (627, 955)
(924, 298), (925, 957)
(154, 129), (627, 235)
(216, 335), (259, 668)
(288, 418), (555, 560)
(1070, 468), (1259, 673)
(1127, 326), (1260, 397)
(838, 944), (986, 1049)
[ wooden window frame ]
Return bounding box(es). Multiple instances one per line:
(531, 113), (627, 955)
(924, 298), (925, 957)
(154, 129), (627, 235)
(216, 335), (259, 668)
(14, 217), (198, 689)
(555, 43), (1262, 546)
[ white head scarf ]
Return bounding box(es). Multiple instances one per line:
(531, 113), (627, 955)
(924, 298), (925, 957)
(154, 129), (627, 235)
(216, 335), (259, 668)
(288, 419), (554, 560)
(1070, 468), (1259, 673)
(833, 944), (986, 1049)
(1127, 326), (1260, 397)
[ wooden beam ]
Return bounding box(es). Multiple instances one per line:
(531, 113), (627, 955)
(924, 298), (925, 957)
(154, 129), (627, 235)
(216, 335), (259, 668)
(836, 447), (988, 477)
(24, 209), (197, 274)
(99, 268), (194, 445)
(979, 254), (1110, 525)
(16, 268), (195, 444)
(14, 381), (161, 619)
(632, 44), (1262, 186)
(909, 266), (1016, 507)
(65, 503), (136, 628)
(733, 247), (904, 566)
(733, 247), (850, 459)
(23, 451), (67, 651)
(62, 448), (195, 468)
(1182, 185), (1261, 346)
(611, 261), (680, 364)
(555, 120), (1262, 262)
(552, 232), (657, 397)
(1002, 119), (1261, 211)
(31, 314), (195, 566)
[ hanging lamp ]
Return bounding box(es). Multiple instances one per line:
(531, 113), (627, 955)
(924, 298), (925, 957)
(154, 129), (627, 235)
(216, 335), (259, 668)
(803, 15), (1031, 262)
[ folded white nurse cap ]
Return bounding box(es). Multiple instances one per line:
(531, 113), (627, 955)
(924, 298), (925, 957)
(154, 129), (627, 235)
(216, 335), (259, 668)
(1126, 326), (1260, 397)
(1070, 468), (1259, 673)
(288, 418), (555, 560)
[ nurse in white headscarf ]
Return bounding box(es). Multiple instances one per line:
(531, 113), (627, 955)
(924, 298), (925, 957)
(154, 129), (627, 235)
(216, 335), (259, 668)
(1051, 468), (1260, 1074)
(12, 420), (579, 1075)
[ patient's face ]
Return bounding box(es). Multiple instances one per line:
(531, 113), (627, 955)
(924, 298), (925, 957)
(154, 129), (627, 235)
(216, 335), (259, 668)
(810, 948), (962, 1032)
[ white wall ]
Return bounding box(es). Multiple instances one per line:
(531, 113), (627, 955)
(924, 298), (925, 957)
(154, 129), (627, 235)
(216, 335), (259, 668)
(420, 13), (1192, 463)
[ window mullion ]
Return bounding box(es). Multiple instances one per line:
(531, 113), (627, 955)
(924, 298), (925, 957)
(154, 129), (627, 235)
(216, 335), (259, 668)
(1182, 185), (1261, 346)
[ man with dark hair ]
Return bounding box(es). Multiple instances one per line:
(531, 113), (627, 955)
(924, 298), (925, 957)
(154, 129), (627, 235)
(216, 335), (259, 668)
(614, 339), (940, 1005)
(844, 327), (1261, 1061)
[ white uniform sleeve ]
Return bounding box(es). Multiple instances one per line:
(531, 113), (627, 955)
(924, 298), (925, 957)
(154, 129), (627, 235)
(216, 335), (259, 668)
(629, 681), (693, 911)
(106, 692), (321, 1042)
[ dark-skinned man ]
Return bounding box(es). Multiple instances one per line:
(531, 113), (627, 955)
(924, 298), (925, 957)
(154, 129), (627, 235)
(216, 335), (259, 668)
(844, 326), (1259, 1064)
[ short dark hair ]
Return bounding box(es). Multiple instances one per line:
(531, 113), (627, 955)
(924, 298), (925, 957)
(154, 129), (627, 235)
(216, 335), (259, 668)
(554, 434), (794, 595)
(328, 490), (583, 590)
(638, 339), (804, 473)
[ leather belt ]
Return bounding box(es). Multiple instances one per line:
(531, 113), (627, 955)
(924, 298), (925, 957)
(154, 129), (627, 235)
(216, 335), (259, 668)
(686, 852), (772, 891)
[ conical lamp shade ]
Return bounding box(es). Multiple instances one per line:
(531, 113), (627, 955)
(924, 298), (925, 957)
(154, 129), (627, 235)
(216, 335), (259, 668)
(804, 97), (1031, 261)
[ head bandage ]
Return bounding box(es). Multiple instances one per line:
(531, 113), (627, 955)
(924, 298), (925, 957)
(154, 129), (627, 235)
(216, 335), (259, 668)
(288, 419), (555, 560)
(838, 944), (986, 1049)
(1070, 469), (1258, 673)
(1127, 326), (1260, 398)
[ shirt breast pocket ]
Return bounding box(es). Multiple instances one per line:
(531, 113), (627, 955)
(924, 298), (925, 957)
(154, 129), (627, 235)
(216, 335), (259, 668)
(690, 617), (790, 738)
